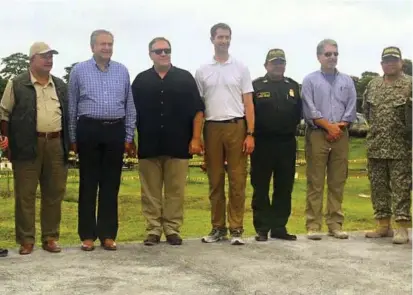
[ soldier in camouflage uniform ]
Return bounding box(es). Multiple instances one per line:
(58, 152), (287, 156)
(362, 46), (412, 244)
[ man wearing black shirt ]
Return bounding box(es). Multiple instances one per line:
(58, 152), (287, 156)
(251, 49), (302, 242)
(131, 37), (205, 246)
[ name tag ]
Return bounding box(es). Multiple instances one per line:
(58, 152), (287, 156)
(256, 92), (271, 99)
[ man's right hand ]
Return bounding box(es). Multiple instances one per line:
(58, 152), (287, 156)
(70, 143), (77, 153)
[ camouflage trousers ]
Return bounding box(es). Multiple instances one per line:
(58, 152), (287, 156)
(367, 158), (412, 221)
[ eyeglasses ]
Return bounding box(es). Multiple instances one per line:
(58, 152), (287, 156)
(151, 48), (171, 55)
(324, 52), (339, 57)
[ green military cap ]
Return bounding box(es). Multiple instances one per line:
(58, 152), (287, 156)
(381, 46), (402, 60)
(265, 48), (286, 63)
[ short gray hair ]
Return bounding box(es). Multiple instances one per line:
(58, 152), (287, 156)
(90, 29), (114, 46)
(148, 37), (171, 51)
(316, 39), (338, 55)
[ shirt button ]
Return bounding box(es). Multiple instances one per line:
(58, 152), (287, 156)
(161, 113), (163, 116)
(161, 101), (163, 104)
(105, 101), (108, 104)
(161, 125), (164, 128)
(104, 91), (107, 94)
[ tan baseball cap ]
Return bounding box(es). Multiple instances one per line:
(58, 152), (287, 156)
(29, 42), (58, 58)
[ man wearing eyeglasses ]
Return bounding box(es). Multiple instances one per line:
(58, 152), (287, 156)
(251, 49), (302, 242)
(131, 37), (205, 246)
(301, 39), (357, 240)
(363, 47), (412, 244)
(0, 42), (70, 255)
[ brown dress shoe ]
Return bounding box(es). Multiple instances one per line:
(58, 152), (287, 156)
(19, 244), (34, 255)
(166, 234), (183, 245)
(42, 240), (62, 253)
(80, 239), (95, 251)
(101, 239), (117, 251)
(143, 234), (160, 246)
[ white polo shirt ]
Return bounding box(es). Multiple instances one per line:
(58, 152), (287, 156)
(195, 56), (253, 121)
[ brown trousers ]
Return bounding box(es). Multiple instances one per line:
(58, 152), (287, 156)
(305, 128), (349, 231)
(204, 119), (247, 231)
(13, 137), (68, 244)
(139, 156), (189, 236)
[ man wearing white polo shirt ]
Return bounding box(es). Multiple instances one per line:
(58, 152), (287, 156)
(195, 22), (255, 245)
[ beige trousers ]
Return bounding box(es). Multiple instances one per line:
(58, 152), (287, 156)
(139, 156), (189, 236)
(305, 129), (349, 231)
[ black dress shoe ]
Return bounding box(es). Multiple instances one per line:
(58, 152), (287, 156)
(166, 234), (183, 245)
(270, 231), (297, 240)
(254, 232), (268, 242)
(0, 248), (8, 257)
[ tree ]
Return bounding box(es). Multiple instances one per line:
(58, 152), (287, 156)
(0, 53), (30, 99)
(63, 62), (78, 84)
(402, 58), (412, 76)
(356, 71), (380, 97)
(0, 53), (30, 81)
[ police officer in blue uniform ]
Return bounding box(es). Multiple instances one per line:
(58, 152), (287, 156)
(251, 49), (302, 241)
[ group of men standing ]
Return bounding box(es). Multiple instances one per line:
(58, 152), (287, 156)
(0, 23), (411, 256)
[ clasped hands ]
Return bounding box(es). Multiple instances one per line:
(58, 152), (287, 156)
(325, 122), (348, 142)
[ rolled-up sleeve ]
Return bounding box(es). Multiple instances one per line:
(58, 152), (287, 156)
(341, 78), (357, 123)
(67, 66), (79, 143)
(0, 80), (15, 121)
(301, 76), (322, 120)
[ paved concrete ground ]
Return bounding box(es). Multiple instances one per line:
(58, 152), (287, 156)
(0, 232), (411, 295)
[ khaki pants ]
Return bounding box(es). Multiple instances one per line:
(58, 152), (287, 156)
(13, 137), (68, 244)
(139, 156), (189, 236)
(204, 119), (247, 231)
(305, 129), (349, 231)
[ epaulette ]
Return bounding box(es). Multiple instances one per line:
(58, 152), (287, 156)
(284, 76), (299, 86)
(252, 76), (266, 84)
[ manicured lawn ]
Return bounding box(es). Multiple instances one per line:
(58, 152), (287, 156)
(0, 137), (374, 247)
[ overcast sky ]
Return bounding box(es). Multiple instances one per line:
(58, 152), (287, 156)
(0, 0), (412, 82)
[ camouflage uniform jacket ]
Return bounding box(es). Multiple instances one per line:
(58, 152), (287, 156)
(362, 74), (412, 159)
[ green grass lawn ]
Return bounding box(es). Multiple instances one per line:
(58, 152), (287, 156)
(0, 137), (374, 247)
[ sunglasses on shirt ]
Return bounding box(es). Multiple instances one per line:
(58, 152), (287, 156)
(324, 52), (339, 57)
(151, 48), (172, 55)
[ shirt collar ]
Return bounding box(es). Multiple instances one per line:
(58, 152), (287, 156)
(210, 55), (233, 65)
(29, 71), (54, 87)
(318, 68), (340, 76)
(90, 56), (111, 71)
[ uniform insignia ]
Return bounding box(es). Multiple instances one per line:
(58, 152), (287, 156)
(256, 92), (271, 99)
(263, 80), (268, 83)
(289, 89), (295, 97)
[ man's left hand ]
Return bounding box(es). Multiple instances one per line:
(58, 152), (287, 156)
(189, 138), (204, 155)
(243, 135), (254, 155)
(125, 142), (136, 158)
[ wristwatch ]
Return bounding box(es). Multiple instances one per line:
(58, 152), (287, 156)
(246, 131), (254, 137)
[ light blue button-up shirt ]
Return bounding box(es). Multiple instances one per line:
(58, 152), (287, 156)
(301, 70), (357, 127)
(68, 57), (136, 143)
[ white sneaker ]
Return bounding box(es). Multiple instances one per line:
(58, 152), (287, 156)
(201, 228), (227, 243)
(230, 230), (245, 245)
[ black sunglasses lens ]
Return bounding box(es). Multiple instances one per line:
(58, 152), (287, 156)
(153, 48), (171, 55)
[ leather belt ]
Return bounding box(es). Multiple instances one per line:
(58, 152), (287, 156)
(206, 117), (245, 123)
(37, 131), (61, 139)
(79, 116), (124, 125)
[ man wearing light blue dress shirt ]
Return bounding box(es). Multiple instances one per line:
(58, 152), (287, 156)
(68, 29), (136, 251)
(301, 39), (357, 240)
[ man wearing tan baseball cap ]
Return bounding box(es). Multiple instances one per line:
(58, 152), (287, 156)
(0, 41), (70, 255)
(29, 41), (59, 59)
